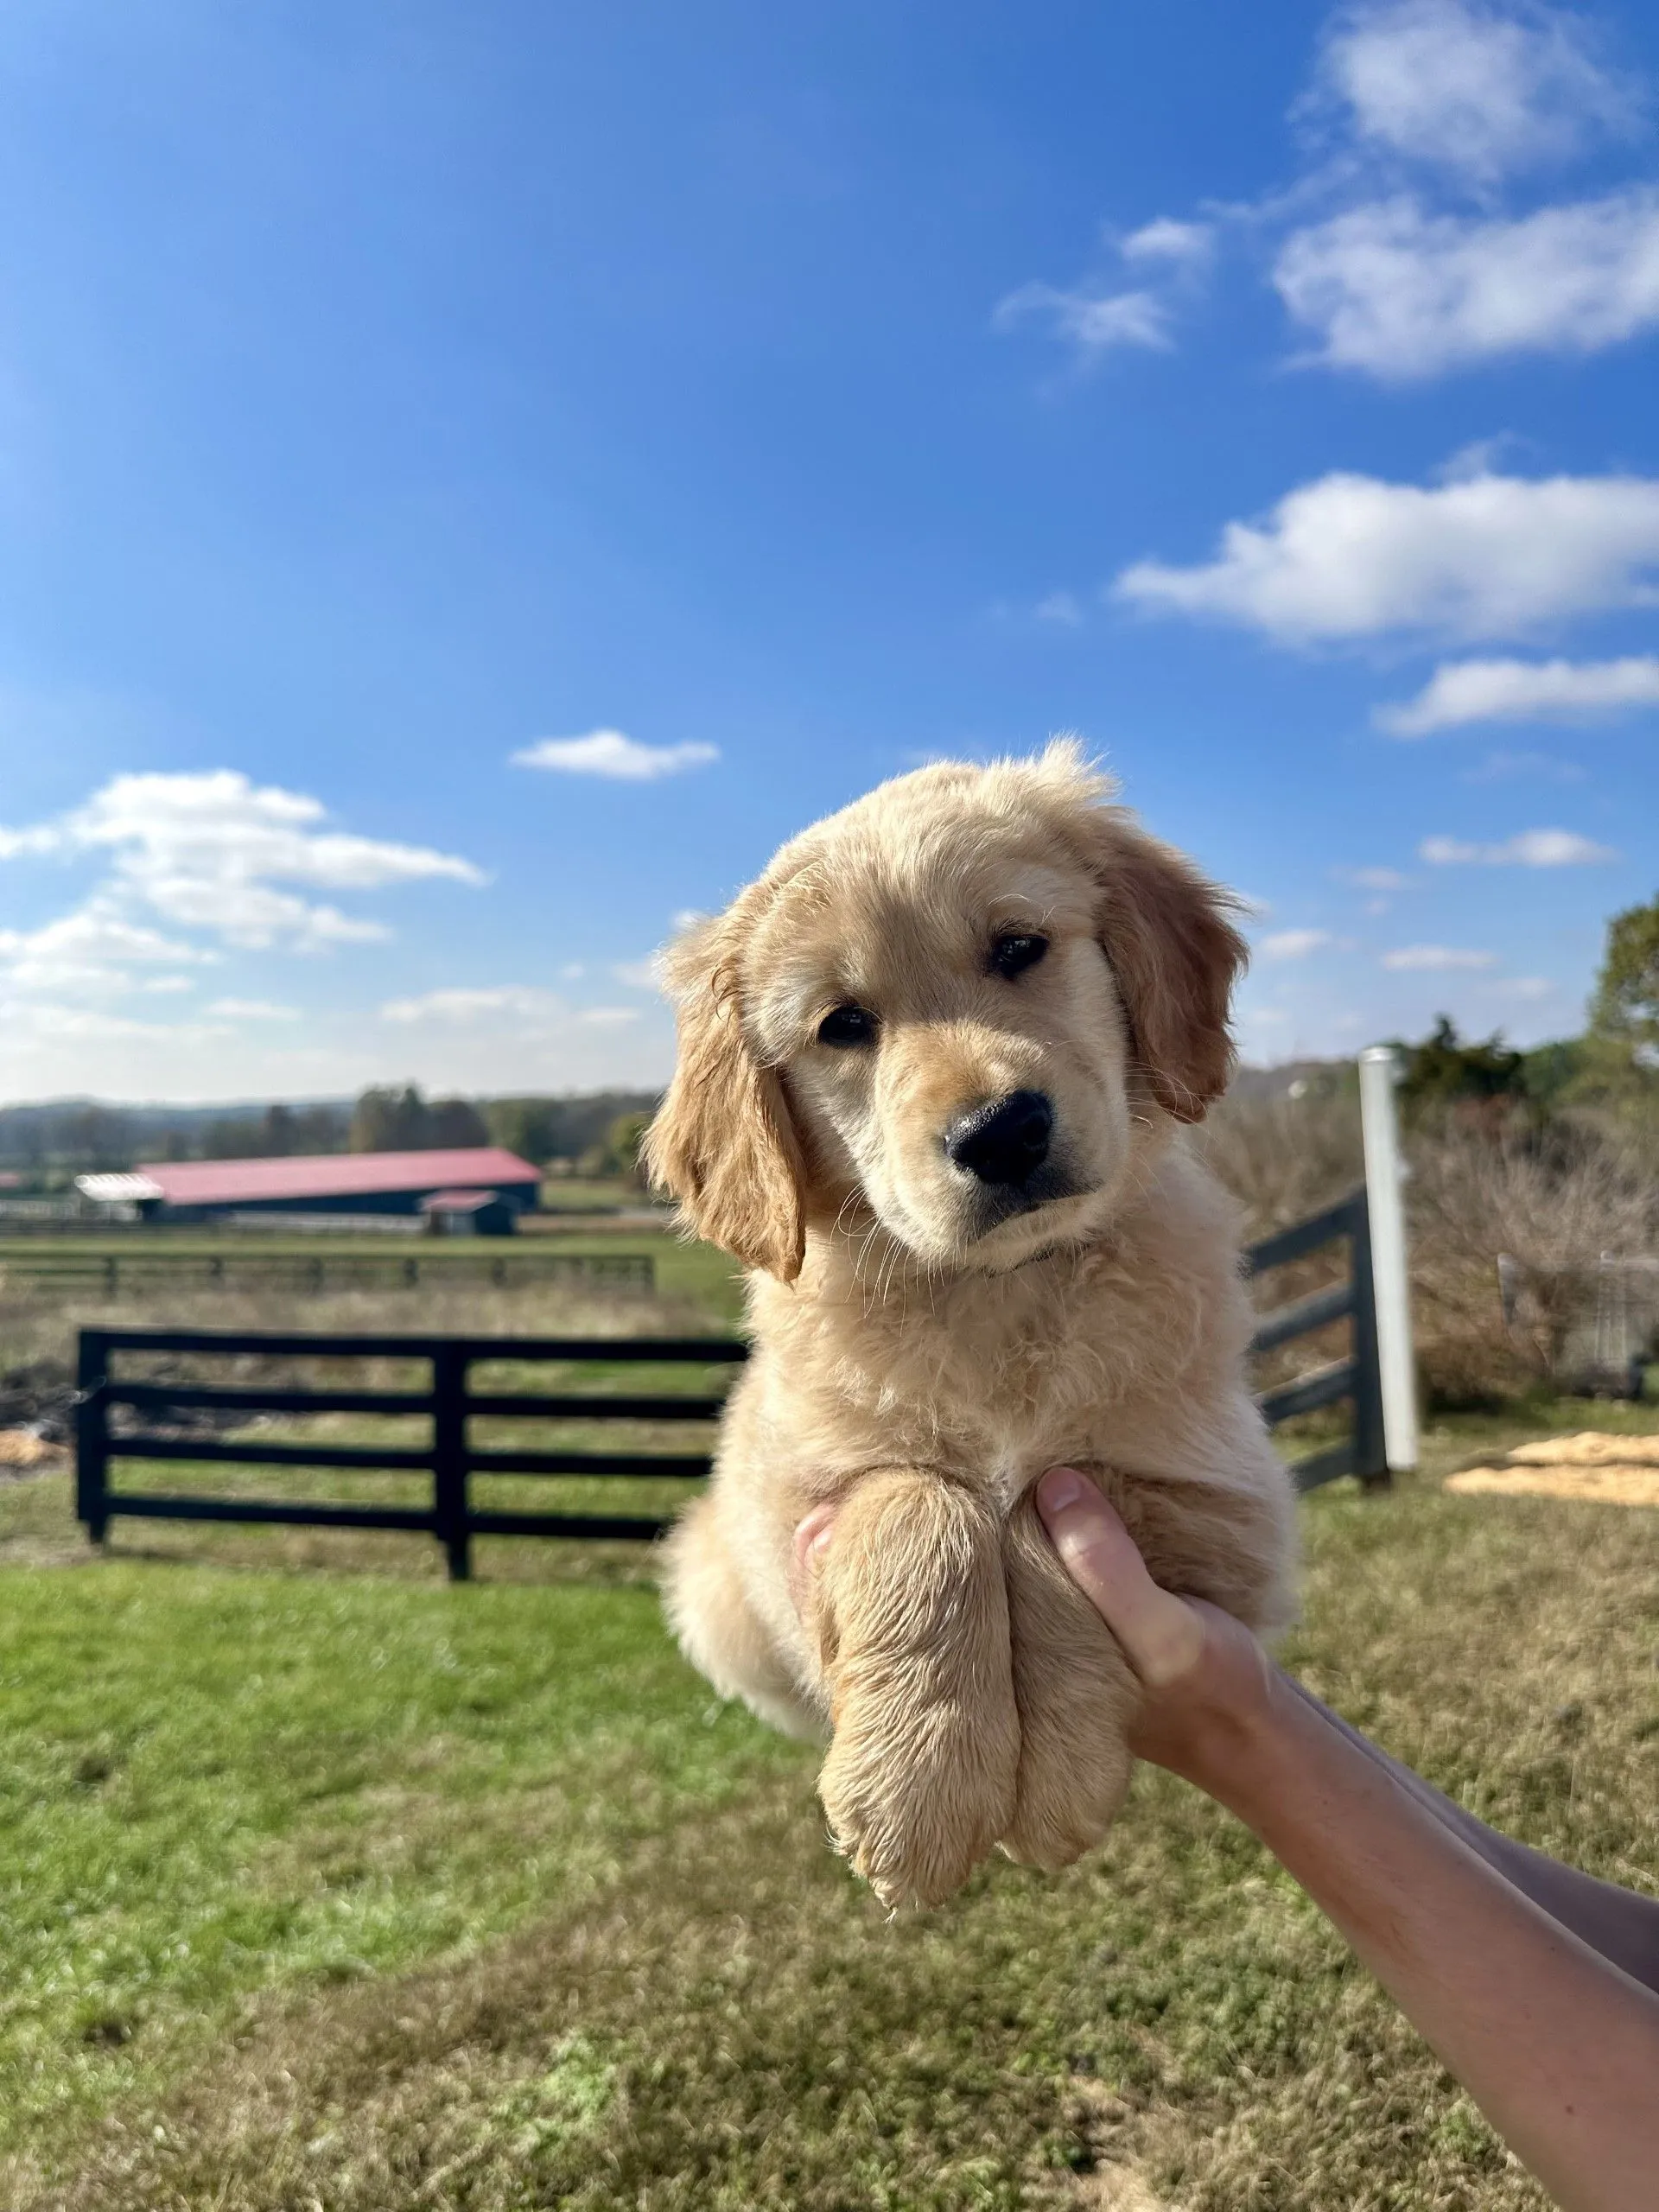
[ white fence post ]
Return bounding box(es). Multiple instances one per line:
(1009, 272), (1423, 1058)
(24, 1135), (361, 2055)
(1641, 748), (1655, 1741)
(1358, 1046), (1419, 1472)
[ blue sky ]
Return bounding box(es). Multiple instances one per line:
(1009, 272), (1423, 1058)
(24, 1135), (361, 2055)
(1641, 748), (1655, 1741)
(1, 0), (1656, 1103)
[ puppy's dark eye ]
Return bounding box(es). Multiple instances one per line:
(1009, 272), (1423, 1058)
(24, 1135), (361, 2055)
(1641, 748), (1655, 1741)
(817, 1003), (878, 1047)
(990, 932), (1049, 980)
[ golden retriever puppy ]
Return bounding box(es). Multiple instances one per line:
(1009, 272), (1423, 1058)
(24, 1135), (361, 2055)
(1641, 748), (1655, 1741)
(645, 743), (1296, 1907)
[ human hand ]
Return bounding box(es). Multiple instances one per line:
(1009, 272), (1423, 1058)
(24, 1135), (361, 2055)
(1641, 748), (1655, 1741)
(1033, 1466), (1281, 1796)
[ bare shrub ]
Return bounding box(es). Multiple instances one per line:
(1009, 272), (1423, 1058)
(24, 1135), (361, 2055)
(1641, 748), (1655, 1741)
(1407, 1122), (1659, 1402)
(1198, 1083), (1363, 1242)
(1203, 1077), (1659, 1408)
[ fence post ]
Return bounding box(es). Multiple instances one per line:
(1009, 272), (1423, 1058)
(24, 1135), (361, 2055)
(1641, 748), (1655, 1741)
(1346, 1197), (1389, 1489)
(74, 1331), (111, 1545)
(1358, 1046), (1419, 1474)
(431, 1344), (471, 1582)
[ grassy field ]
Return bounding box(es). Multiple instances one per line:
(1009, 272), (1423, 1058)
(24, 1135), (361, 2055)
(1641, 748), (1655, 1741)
(0, 1389), (1654, 2209)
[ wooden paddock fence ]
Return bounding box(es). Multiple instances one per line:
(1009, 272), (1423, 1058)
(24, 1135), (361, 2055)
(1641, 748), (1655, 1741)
(73, 1189), (1385, 1578)
(6, 1248), (654, 1299)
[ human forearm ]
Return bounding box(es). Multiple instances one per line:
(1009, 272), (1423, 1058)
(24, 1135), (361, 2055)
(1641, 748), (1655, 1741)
(1199, 1672), (1659, 2212)
(1287, 1680), (1659, 1998)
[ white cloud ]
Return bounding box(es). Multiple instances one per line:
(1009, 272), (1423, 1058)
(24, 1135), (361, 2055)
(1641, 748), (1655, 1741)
(1274, 188), (1659, 378)
(1420, 826), (1618, 864)
(1495, 974), (1557, 999)
(0, 906), (214, 994)
(578, 1006), (641, 1027)
(512, 729), (720, 780)
(1381, 943), (1498, 969)
(1259, 928), (1335, 959)
(991, 282), (1172, 356)
(0, 770), (484, 952)
(997, 5), (1654, 389)
(382, 985), (561, 1024)
(1378, 652), (1659, 734)
(1114, 466), (1659, 643)
(1313, 0), (1631, 183)
(1121, 217), (1216, 265)
(205, 998), (301, 1021)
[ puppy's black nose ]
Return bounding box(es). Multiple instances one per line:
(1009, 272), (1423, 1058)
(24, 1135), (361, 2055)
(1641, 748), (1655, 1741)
(945, 1090), (1053, 1186)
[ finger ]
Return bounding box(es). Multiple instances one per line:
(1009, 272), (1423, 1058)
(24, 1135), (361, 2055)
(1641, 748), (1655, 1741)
(787, 1504), (836, 1618)
(1035, 1468), (1205, 1689)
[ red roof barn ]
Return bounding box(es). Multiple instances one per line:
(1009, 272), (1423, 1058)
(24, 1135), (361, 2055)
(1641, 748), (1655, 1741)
(78, 1147), (541, 1228)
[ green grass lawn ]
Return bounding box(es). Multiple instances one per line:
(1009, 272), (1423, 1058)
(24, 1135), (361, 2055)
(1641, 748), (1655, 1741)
(0, 1408), (1655, 2210)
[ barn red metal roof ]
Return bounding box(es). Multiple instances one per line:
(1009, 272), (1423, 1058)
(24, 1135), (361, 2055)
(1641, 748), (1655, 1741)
(132, 1148), (540, 1208)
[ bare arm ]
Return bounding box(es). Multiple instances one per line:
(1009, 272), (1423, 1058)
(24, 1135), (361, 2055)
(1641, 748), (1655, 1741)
(1035, 1467), (1659, 2212)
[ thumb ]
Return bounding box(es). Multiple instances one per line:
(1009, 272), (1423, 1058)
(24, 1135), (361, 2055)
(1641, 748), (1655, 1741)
(1036, 1468), (1205, 1689)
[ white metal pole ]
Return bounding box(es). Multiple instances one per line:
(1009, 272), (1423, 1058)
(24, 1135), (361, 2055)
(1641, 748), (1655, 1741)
(1358, 1046), (1419, 1472)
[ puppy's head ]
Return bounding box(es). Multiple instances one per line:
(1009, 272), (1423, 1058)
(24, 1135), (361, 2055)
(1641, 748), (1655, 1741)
(645, 743), (1247, 1277)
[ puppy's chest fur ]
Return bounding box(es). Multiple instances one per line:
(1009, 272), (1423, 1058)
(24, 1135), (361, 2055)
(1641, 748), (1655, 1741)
(738, 1153), (1255, 1509)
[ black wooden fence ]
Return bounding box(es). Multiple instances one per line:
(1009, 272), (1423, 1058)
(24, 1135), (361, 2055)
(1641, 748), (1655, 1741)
(1244, 1188), (1387, 1494)
(73, 1188), (1386, 1578)
(9, 1248), (654, 1298)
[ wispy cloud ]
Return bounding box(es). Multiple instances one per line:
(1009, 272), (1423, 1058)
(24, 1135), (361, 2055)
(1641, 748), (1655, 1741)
(1377, 653), (1659, 734)
(611, 958), (661, 990)
(1121, 217), (1216, 266)
(1114, 467), (1659, 644)
(205, 998), (301, 1021)
(512, 729), (720, 781)
(1419, 827), (1618, 865)
(1004, 2), (1659, 386)
(991, 281), (1172, 357)
(1259, 928), (1336, 959)
(1461, 748), (1586, 782)
(381, 983), (640, 1030)
(1334, 864), (1411, 891)
(1033, 590), (1085, 626)
(1380, 943), (1497, 969)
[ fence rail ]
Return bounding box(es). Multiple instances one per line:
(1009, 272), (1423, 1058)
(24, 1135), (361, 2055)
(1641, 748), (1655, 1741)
(73, 1189), (1386, 1578)
(1243, 1189), (1387, 1496)
(7, 1249), (654, 1297)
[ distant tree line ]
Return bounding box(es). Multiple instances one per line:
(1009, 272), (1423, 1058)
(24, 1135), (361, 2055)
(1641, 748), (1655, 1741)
(0, 1085), (663, 1187)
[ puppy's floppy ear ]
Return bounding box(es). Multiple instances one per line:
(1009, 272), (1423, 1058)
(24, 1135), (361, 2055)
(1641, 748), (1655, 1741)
(1083, 811), (1249, 1123)
(643, 922), (808, 1281)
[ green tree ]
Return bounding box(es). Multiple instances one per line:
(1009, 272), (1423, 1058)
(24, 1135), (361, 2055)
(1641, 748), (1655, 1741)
(1590, 895), (1659, 1057)
(484, 1097), (561, 1164)
(1573, 894), (1659, 1120)
(350, 1084), (432, 1153)
(1396, 1016), (1525, 1122)
(597, 1109), (653, 1187)
(427, 1096), (489, 1147)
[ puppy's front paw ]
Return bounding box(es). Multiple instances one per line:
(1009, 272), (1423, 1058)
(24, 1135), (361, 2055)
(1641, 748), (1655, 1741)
(814, 1471), (1020, 1908)
(820, 1662), (1020, 1909)
(1000, 1482), (1139, 1872)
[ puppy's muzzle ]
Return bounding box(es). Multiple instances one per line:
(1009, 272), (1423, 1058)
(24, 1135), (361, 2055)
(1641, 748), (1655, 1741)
(944, 1090), (1054, 1189)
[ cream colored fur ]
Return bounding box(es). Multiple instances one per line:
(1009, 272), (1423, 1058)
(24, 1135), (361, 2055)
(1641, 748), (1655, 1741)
(646, 745), (1297, 1907)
